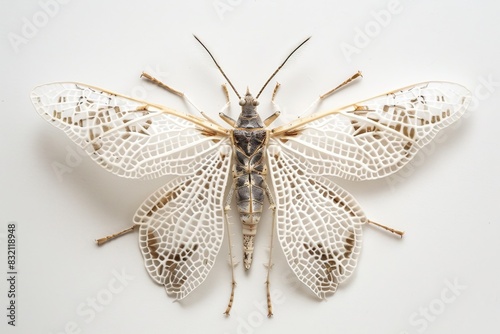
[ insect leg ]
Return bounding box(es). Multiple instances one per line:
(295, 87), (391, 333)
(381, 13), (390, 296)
(264, 111), (281, 127)
(219, 113), (236, 127)
(222, 83), (231, 104)
(271, 82), (281, 102)
(263, 181), (276, 317)
(141, 72), (184, 96)
(95, 225), (138, 245)
(299, 71), (363, 117)
(319, 71), (363, 99)
(367, 219), (404, 237)
(263, 83), (281, 127)
(219, 84), (237, 127)
(223, 181), (237, 316)
(141, 72), (224, 126)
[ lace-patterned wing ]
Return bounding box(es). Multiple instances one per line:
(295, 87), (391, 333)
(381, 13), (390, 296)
(271, 82), (471, 180)
(267, 145), (365, 298)
(31, 82), (229, 179)
(133, 145), (232, 299)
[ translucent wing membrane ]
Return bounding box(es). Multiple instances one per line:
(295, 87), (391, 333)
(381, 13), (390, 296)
(271, 82), (471, 180)
(32, 76), (470, 310)
(134, 145), (232, 299)
(31, 83), (228, 179)
(267, 145), (364, 298)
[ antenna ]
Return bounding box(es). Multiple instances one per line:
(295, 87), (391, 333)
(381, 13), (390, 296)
(193, 35), (241, 99)
(255, 37), (311, 99)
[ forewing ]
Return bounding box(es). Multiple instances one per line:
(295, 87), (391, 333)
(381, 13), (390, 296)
(134, 145), (232, 299)
(31, 82), (228, 179)
(271, 82), (471, 180)
(267, 145), (365, 298)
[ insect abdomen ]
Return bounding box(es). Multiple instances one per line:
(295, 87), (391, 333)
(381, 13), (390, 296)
(235, 173), (265, 269)
(232, 128), (268, 270)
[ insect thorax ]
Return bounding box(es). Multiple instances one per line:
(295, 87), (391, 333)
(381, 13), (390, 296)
(232, 90), (268, 174)
(231, 91), (270, 269)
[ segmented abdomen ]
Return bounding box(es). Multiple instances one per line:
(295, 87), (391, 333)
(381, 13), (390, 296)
(235, 173), (265, 269)
(232, 129), (268, 269)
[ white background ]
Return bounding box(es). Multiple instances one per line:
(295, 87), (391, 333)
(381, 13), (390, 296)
(1, 0), (499, 333)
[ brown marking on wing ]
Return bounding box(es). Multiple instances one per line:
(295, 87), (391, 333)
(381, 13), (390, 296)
(304, 242), (341, 284)
(344, 229), (355, 259)
(422, 110), (451, 125)
(304, 230), (356, 290)
(278, 128), (303, 143)
(121, 118), (152, 136)
(354, 105), (370, 114)
(87, 129), (102, 151)
(135, 105), (149, 112)
(309, 179), (357, 217)
(145, 186), (182, 217)
(147, 228), (160, 259)
(164, 243), (199, 290)
(350, 105), (432, 139)
(350, 119), (380, 137)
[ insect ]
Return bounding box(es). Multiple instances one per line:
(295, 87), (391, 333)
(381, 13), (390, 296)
(31, 36), (471, 317)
